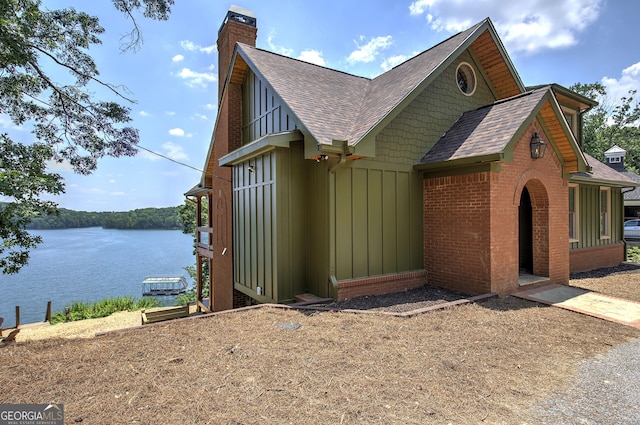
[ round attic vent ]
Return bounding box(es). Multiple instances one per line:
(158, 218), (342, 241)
(456, 62), (476, 96)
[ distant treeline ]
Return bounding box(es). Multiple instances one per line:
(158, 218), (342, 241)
(27, 206), (183, 230)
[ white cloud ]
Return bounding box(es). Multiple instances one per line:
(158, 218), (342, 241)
(0, 114), (23, 131)
(180, 40), (215, 54)
(168, 128), (192, 138)
(172, 54), (184, 62)
(162, 141), (189, 161)
(267, 30), (294, 57)
(194, 113), (208, 120)
(139, 110), (151, 117)
(347, 35), (393, 64)
(601, 61), (640, 108)
(381, 55), (410, 72)
(46, 159), (74, 172)
(173, 67), (217, 88)
(297, 49), (326, 66)
(408, 0), (603, 54)
(165, 111), (176, 116)
(110, 192), (125, 196)
(203, 103), (216, 111)
(108, 179), (116, 183)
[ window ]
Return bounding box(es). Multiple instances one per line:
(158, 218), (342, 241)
(561, 106), (578, 137)
(609, 156), (622, 164)
(456, 62), (476, 96)
(600, 187), (610, 238)
(569, 185), (578, 242)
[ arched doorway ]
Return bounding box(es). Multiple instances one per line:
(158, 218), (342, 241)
(519, 187), (533, 273)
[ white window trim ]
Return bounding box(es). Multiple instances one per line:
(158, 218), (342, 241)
(569, 184), (579, 243)
(600, 186), (611, 239)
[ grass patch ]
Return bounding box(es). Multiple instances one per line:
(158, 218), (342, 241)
(50, 296), (160, 325)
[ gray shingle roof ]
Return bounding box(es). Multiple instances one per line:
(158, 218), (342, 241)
(236, 20), (486, 146)
(419, 88), (548, 164)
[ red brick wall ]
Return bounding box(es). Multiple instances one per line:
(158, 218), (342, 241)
(336, 271), (428, 301)
(569, 244), (625, 273)
(217, 20), (257, 102)
(423, 120), (570, 296)
(206, 17), (257, 311)
(491, 122), (569, 295)
(424, 172), (493, 295)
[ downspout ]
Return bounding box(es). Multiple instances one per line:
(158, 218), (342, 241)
(621, 186), (635, 260)
(328, 153), (347, 300)
(328, 153), (347, 173)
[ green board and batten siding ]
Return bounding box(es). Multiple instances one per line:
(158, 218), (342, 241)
(233, 49), (500, 302)
(330, 162), (424, 281)
(570, 185), (624, 250)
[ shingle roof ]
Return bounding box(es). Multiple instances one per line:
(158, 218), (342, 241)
(237, 44), (369, 145)
(419, 88), (548, 164)
(573, 153), (639, 187)
(620, 170), (640, 200)
(236, 20), (486, 146)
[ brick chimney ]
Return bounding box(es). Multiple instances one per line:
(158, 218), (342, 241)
(206, 6), (257, 312)
(217, 5), (257, 103)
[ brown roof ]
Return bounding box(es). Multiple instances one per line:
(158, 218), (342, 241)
(573, 153), (639, 187)
(236, 19), (491, 146)
(419, 88), (548, 164)
(620, 170), (640, 200)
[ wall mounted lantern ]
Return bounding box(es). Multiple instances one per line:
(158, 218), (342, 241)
(530, 132), (546, 159)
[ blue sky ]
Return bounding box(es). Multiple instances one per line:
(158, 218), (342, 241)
(2, 0), (639, 211)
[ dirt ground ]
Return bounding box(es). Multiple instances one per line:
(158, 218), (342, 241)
(1, 265), (639, 424)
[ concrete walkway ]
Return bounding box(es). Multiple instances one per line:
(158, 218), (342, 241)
(513, 284), (640, 329)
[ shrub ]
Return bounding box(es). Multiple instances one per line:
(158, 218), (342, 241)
(628, 246), (640, 263)
(50, 296), (160, 325)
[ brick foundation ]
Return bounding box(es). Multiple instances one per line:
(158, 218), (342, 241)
(233, 289), (254, 309)
(335, 270), (428, 301)
(569, 243), (625, 273)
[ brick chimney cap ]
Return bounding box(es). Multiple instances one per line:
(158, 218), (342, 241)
(229, 5), (256, 19)
(219, 5), (256, 34)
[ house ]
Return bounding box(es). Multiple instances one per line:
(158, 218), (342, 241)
(600, 145), (640, 220)
(185, 6), (637, 312)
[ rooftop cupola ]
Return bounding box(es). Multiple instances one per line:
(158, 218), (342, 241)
(604, 145), (627, 171)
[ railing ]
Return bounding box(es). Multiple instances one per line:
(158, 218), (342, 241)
(196, 226), (213, 258)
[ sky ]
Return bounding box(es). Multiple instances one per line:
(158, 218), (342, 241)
(2, 0), (639, 212)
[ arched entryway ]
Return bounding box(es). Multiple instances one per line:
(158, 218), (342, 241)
(516, 179), (550, 282)
(519, 187), (533, 273)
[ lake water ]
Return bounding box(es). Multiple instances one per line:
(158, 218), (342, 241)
(0, 228), (195, 326)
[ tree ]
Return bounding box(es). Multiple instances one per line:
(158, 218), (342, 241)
(570, 82), (640, 173)
(0, 0), (173, 274)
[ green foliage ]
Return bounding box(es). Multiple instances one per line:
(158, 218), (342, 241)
(50, 296), (160, 324)
(0, 136), (64, 273)
(570, 83), (640, 173)
(0, 0), (173, 274)
(25, 206), (182, 230)
(177, 199), (210, 302)
(627, 246), (640, 263)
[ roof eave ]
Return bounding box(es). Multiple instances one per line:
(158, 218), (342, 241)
(414, 153), (504, 172)
(569, 175), (640, 188)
